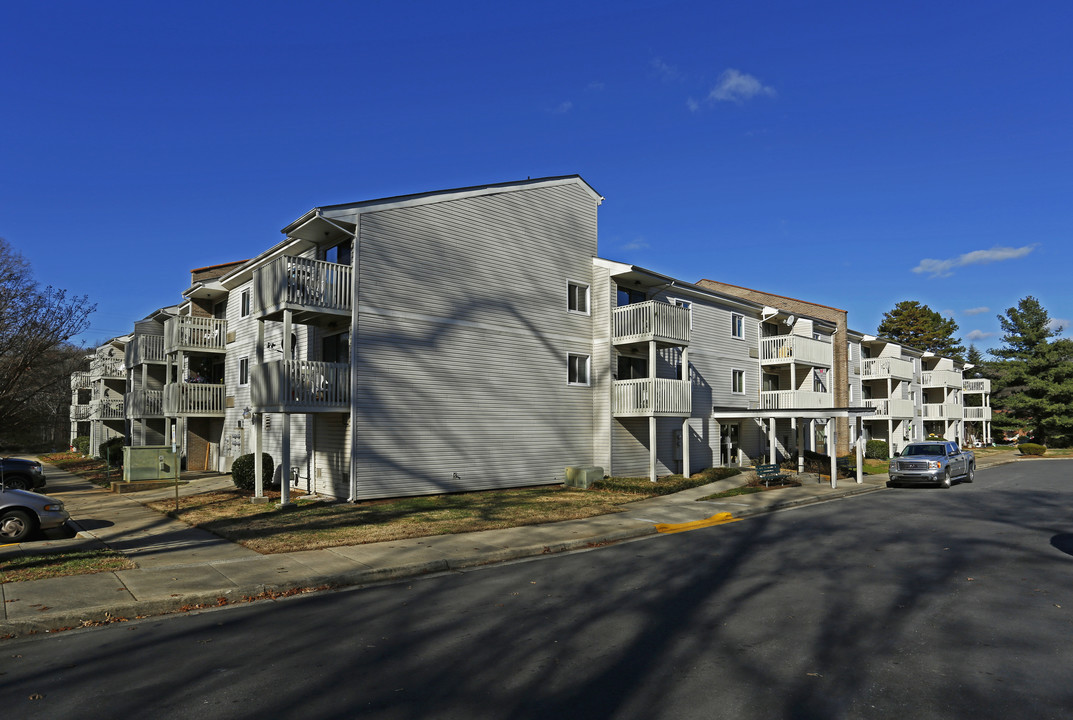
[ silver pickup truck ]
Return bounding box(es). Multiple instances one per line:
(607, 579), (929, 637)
(888, 441), (975, 488)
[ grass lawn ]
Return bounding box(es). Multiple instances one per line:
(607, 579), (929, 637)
(0, 549), (135, 583)
(40, 452), (119, 487)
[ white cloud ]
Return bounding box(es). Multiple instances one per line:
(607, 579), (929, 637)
(963, 306), (990, 316)
(550, 101), (573, 114)
(587, 81), (605, 92)
(707, 69), (776, 104)
(965, 329), (995, 341)
(622, 237), (650, 252)
(912, 245), (1037, 278)
(1048, 318), (1068, 335)
(686, 97), (700, 112)
(651, 57), (680, 82)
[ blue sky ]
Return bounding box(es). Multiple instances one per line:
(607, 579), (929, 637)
(3, 0), (1070, 356)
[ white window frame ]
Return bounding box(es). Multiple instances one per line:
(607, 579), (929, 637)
(238, 356), (249, 386)
(671, 298), (693, 328)
(732, 368), (745, 395)
(731, 313), (744, 339)
(568, 353), (591, 386)
(567, 281), (590, 315)
(240, 288), (251, 318)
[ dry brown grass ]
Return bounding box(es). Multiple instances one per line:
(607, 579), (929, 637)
(144, 485), (645, 554)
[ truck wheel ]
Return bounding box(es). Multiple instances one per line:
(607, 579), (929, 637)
(940, 469), (952, 488)
(0, 509), (34, 543)
(965, 464), (974, 483)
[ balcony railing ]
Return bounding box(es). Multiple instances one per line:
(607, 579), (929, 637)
(922, 403), (964, 420)
(125, 334), (165, 366)
(93, 398), (125, 420)
(612, 301), (690, 346)
(964, 379), (991, 393)
(164, 383), (225, 416)
(861, 357), (915, 381)
(90, 357), (125, 379)
(760, 335), (833, 367)
(251, 360), (350, 412)
(864, 398), (916, 418)
(71, 371), (91, 390)
(254, 255), (353, 322)
(126, 389), (164, 418)
(71, 404), (92, 421)
(612, 378), (691, 416)
(164, 316), (228, 354)
(964, 406), (992, 420)
(921, 370), (963, 388)
(759, 390), (833, 410)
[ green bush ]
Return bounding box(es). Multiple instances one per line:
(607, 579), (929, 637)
(592, 467), (741, 495)
(73, 436), (90, 455)
(231, 452), (275, 491)
(865, 439), (889, 460)
(1018, 443), (1047, 456)
(98, 437), (125, 466)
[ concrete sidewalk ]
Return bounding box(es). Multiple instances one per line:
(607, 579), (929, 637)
(0, 454), (1017, 637)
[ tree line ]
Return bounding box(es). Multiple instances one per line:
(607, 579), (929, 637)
(878, 298), (1073, 447)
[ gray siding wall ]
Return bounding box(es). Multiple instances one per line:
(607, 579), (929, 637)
(327, 182), (599, 499)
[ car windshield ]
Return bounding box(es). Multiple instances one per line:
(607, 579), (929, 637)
(903, 444), (945, 456)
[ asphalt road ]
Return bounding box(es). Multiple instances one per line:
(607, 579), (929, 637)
(3, 460), (1072, 719)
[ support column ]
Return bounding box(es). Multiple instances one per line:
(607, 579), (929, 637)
(254, 318), (265, 499)
(856, 416), (864, 484)
(796, 419), (805, 474)
(281, 413), (292, 507)
(828, 420), (837, 489)
(649, 340), (657, 483)
(681, 347), (690, 479)
(649, 416), (657, 483)
(768, 417), (776, 464)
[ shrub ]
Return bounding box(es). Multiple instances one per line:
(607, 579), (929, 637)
(98, 437), (125, 466)
(1018, 443), (1047, 456)
(73, 436), (90, 455)
(865, 439), (889, 460)
(231, 452), (275, 492)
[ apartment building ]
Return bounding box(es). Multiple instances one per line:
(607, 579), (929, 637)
(69, 338), (128, 455)
(84, 174), (989, 492)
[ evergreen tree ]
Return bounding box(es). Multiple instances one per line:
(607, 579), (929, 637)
(877, 300), (965, 359)
(988, 296), (1073, 447)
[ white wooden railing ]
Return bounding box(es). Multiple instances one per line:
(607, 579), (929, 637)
(126, 389), (164, 417)
(612, 378), (691, 416)
(921, 369), (963, 388)
(164, 383), (225, 415)
(251, 360), (350, 411)
(90, 356), (125, 378)
(861, 357), (915, 380)
(164, 316), (227, 354)
(760, 390), (833, 410)
(93, 398), (125, 420)
(254, 255), (353, 317)
(922, 402), (964, 419)
(71, 404), (92, 421)
(964, 379), (991, 393)
(612, 301), (690, 346)
(71, 371), (91, 390)
(760, 335), (833, 366)
(126, 334), (165, 366)
(864, 398), (916, 418)
(964, 406), (992, 420)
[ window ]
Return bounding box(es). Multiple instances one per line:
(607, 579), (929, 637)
(568, 353), (590, 386)
(731, 313), (744, 339)
(567, 281), (590, 315)
(240, 289), (251, 318)
(322, 331), (350, 364)
(814, 368), (828, 393)
(238, 357), (249, 386)
(617, 286), (646, 307)
(671, 298), (693, 328)
(732, 369), (745, 394)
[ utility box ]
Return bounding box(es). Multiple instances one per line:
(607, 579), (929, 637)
(122, 445), (179, 482)
(564, 466), (604, 489)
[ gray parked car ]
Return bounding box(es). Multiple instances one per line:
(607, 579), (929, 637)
(888, 441), (975, 488)
(0, 456), (46, 491)
(0, 487), (69, 543)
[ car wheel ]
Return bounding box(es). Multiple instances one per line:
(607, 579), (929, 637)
(3, 476), (29, 491)
(964, 464), (974, 482)
(940, 469), (952, 488)
(0, 509), (34, 543)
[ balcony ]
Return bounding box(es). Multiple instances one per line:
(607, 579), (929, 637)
(612, 378), (690, 417)
(90, 357), (125, 379)
(251, 360), (350, 413)
(759, 390), (833, 410)
(861, 357), (915, 381)
(71, 371), (91, 390)
(921, 370), (963, 388)
(126, 389), (164, 418)
(922, 403), (964, 420)
(125, 334), (165, 366)
(255, 255), (353, 327)
(164, 383), (225, 416)
(760, 335), (832, 367)
(964, 379), (991, 393)
(92, 398), (125, 420)
(164, 317), (227, 355)
(964, 406), (992, 421)
(612, 301), (690, 347)
(864, 398), (916, 419)
(71, 404), (92, 421)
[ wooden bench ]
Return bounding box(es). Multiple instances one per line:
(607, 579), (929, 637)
(756, 463), (790, 487)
